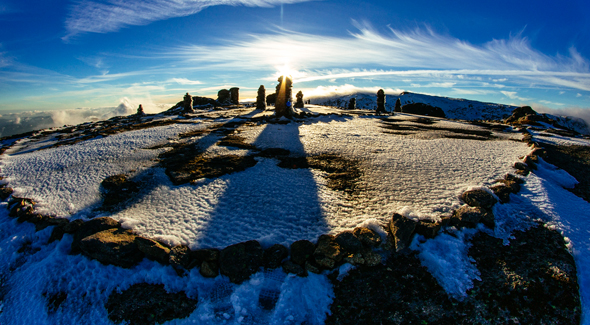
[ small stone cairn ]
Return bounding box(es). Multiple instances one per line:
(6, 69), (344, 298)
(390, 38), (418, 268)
(183, 93), (194, 114)
(256, 85), (266, 110)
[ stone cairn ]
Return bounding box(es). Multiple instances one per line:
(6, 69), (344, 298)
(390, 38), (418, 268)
(217, 89), (231, 106)
(2, 118), (546, 285)
(295, 91), (304, 109)
(394, 98), (401, 113)
(136, 104), (145, 116)
(256, 85), (266, 110)
(376, 89), (386, 115)
(348, 98), (356, 110)
(183, 93), (194, 114)
(230, 87), (239, 105)
(275, 75), (293, 117)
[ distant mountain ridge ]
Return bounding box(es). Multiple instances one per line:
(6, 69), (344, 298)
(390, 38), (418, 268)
(309, 91), (589, 135)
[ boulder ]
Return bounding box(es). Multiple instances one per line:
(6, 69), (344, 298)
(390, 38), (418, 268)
(414, 220), (441, 239)
(388, 213), (417, 252)
(169, 245), (199, 275)
(461, 189), (497, 209)
(193, 249), (220, 278)
(305, 260), (321, 274)
(0, 187), (13, 200)
(314, 235), (346, 269)
(263, 244), (288, 269)
(523, 155), (537, 170)
(490, 184), (513, 203)
(282, 260), (307, 276)
(495, 179), (521, 193)
(220, 240), (263, 283)
(505, 106), (537, 124)
(505, 173), (525, 184)
(452, 205), (495, 229)
(334, 231), (364, 254)
(363, 250), (382, 267)
(136, 237), (170, 265)
(79, 228), (144, 268)
(106, 283), (197, 325)
(401, 103), (446, 118)
(352, 227), (382, 247)
(514, 162), (531, 176)
(290, 240), (316, 266)
(71, 217), (121, 254)
(200, 261), (219, 278)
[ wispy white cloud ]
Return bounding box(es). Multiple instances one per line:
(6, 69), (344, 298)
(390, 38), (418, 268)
(451, 88), (495, 96)
(501, 91), (531, 102)
(63, 0), (313, 40)
(577, 93), (583, 97)
(167, 78), (203, 85)
(300, 84), (404, 98)
(167, 22), (590, 92)
(539, 100), (564, 106)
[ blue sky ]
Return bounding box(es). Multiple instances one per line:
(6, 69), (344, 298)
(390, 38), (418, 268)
(1, 0), (589, 116)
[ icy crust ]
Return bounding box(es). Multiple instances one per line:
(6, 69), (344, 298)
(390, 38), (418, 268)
(1, 111), (530, 250)
(529, 129), (590, 146)
(0, 121), (209, 217)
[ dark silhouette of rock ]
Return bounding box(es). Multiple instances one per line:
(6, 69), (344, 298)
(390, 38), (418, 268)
(193, 249), (220, 278)
(348, 98), (356, 110)
(352, 227), (382, 248)
(394, 98), (402, 112)
(79, 228), (144, 268)
(217, 89), (231, 105)
(137, 104), (145, 116)
(183, 93), (194, 113)
(135, 236), (170, 265)
(282, 260), (307, 276)
(505, 106), (537, 124)
(100, 174), (139, 208)
(169, 245), (199, 275)
(256, 85), (266, 110)
(275, 75), (293, 117)
(461, 189), (497, 209)
(314, 234), (346, 269)
(106, 283), (198, 325)
(334, 231), (364, 254)
(414, 220), (441, 239)
(388, 213), (417, 252)
(266, 93), (277, 106)
(0, 186), (13, 200)
(451, 205), (495, 229)
(490, 184), (513, 203)
(401, 103), (445, 118)
(263, 244), (288, 269)
(220, 240), (263, 283)
(295, 90), (304, 109)
(376, 89), (386, 115)
(229, 87), (239, 105)
(290, 239), (316, 266)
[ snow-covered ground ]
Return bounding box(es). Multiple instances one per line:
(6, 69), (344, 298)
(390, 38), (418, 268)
(1, 105), (590, 324)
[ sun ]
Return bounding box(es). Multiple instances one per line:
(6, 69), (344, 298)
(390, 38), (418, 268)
(275, 63), (303, 80)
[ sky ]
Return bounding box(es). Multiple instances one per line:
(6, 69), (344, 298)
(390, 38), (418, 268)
(0, 0), (589, 122)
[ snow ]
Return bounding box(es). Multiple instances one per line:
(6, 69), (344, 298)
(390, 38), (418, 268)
(530, 129), (590, 146)
(1, 104), (590, 324)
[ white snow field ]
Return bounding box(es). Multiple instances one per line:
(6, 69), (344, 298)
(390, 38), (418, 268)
(1, 105), (589, 324)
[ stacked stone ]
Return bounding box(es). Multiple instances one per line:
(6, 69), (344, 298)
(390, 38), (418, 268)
(183, 93), (194, 113)
(256, 85), (266, 110)
(394, 98), (401, 113)
(295, 91), (304, 109)
(217, 89), (231, 106)
(376, 89), (386, 115)
(275, 75), (293, 117)
(229, 87), (239, 105)
(348, 98), (356, 110)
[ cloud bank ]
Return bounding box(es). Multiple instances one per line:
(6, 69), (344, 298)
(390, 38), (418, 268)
(64, 0), (313, 40)
(169, 23), (590, 92)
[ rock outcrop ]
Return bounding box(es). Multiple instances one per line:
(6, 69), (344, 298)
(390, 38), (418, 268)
(401, 103), (446, 118)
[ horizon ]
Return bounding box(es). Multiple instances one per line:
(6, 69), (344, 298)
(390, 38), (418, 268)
(1, 0), (589, 132)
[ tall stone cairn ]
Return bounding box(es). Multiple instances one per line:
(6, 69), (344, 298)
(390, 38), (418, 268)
(230, 87), (240, 105)
(183, 93), (194, 113)
(275, 75), (293, 117)
(137, 104), (145, 116)
(217, 89), (231, 105)
(256, 85), (266, 110)
(295, 91), (304, 109)
(348, 98), (356, 110)
(394, 98), (401, 113)
(376, 89), (386, 115)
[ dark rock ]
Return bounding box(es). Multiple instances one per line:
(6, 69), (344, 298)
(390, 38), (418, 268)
(183, 92), (194, 113)
(101, 174), (139, 208)
(256, 85), (266, 110)
(505, 106), (538, 124)
(305, 260), (322, 274)
(334, 231), (364, 254)
(200, 260), (219, 278)
(63, 219), (84, 233)
(388, 213), (417, 252)
(314, 234), (346, 269)
(0, 187), (13, 200)
(362, 249), (382, 267)
(490, 184), (513, 203)
(523, 155), (537, 170)
(394, 98), (402, 112)
(295, 90), (304, 109)
(401, 103), (446, 118)
(461, 189), (497, 209)
(136, 237), (171, 265)
(169, 245), (198, 273)
(514, 162), (531, 176)
(263, 244), (288, 269)
(414, 220), (442, 239)
(376, 89), (386, 114)
(106, 283), (198, 325)
(348, 98), (356, 110)
(71, 217), (121, 254)
(79, 228), (144, 268)
(282, 260), (307, 276)
(49, 226), (65, 243)
(229, 87), (239, 105)
(217, 89), (231, 105)
(220, 240), (263, 283)
(290, 240), (316, 266)
(452, 205), (495, 229)
(505, 173), (525, 184)
(531, 148), (547, 158)
(495, 179), (521, 193)
(352, 227), (382, 247)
